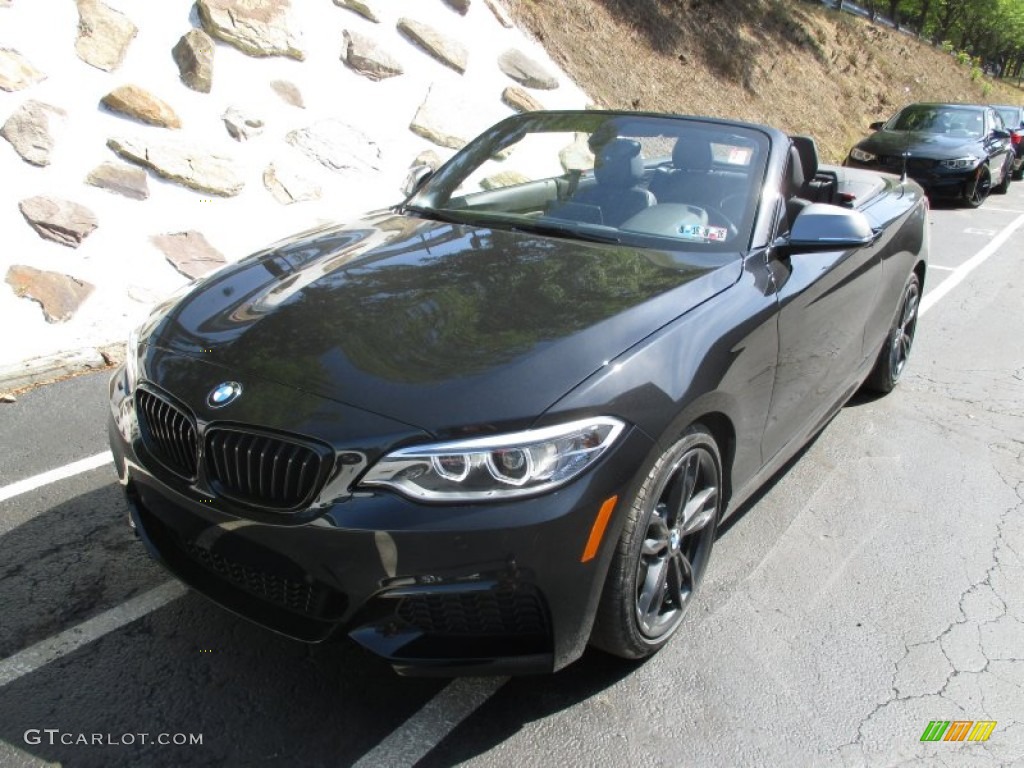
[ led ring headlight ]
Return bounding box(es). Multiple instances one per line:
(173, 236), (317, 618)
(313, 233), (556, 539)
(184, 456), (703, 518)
(360, 416), (626, 502)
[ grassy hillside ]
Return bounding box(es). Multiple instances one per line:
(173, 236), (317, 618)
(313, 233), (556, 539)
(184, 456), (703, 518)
(506, 0), (1023, 163)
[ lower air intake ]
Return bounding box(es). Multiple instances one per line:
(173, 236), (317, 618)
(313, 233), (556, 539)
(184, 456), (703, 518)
(397, 588), (548, 637)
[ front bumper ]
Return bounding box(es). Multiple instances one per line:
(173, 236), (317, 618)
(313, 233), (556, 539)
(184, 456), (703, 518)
(109, 365), (651, 675)
(844, 156), (980, 199)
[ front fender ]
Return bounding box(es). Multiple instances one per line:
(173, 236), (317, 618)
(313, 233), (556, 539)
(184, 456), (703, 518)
(544, 253), (780, 515)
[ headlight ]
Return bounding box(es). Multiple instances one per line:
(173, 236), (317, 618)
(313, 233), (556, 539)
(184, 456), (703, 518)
(124, 325), (141, 392)
(360, 416), (626, 502)
(849, 147), (877, 163)
(939, 156), (979, 170)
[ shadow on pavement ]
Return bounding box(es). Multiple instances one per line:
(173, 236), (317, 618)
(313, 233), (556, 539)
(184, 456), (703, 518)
(0, 483), (446, 767)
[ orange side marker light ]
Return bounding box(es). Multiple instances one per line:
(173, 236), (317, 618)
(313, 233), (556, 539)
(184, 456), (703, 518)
(581, 495), (618, 563)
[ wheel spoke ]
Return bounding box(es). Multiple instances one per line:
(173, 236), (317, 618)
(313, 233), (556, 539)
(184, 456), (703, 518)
(663, 478), (685, 530)
(680, 486), (718, 535)
(664, 453), (696, 529)
(637, 557), (669, 624)
(681, 452), (699, 501)
(901, 294), (918, 327)
(667, 552), (691, 610)
(642, 517), (670, 558)
(642, 535), (668, 558)
(892, 338), (905, 374)
(892, 286), (918, 372)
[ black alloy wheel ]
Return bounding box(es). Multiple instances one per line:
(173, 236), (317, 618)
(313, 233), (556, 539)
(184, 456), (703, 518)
(591, 427), (722, 659)
(964, 164), (991, 208)
(864, 271), (920, 394)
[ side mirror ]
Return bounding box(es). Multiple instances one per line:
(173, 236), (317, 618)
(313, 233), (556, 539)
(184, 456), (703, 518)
(869, 120), (885, 131)
(782, 203), (878, 252)
(402, 164), (434, 198)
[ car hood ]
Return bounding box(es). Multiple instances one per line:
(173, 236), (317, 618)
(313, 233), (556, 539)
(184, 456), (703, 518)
(858, 130), (980, 158)
(144, 212), (739, 435)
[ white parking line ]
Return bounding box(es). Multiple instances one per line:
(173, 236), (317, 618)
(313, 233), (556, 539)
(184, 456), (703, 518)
(0, 581), (186, 687)
(0, 451), (113, 503)
(976, 206), (1024, 214)
(3, 206), (1024, 761)
(920, 213), (1024, 317)
(927, 264), (956, 272)
(351, 677), (509, 768)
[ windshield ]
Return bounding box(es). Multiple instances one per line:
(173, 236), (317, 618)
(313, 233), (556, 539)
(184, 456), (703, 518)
(887, 105), (985, 138)
(407, 112), (771, 252)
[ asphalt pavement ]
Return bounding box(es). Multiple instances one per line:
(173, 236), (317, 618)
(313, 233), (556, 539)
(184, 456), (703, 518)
(1, 189), (1023, 767)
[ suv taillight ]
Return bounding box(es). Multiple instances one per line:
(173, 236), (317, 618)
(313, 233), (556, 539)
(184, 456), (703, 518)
(1012, 130), (1023, 146)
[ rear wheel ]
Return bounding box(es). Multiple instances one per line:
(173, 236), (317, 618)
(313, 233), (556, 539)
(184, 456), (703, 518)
(590, 426), (721, 659)
(864, 272), (920, 394)
(964, 164), (991, 208)
(1013, 162), (1024, 181)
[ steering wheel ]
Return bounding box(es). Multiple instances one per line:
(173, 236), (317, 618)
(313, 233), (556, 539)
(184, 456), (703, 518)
(700, 206), (739, 240)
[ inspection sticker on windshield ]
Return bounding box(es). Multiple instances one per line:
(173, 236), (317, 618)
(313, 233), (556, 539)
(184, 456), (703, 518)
(680, 223), (728, 242)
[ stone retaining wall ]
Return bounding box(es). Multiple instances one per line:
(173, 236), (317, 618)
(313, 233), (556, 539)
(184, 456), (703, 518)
(0, 0), (587, 389)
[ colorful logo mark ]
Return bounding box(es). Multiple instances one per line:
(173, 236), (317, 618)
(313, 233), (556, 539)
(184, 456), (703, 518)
(920, 721), (996, 742)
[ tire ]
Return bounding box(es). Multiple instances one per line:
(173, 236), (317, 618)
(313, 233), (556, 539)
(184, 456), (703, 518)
(863, 271), (920, 394)
(1013, 163), (1024, 182)
(963, 164), (991, 208)
(590, 426), (722, 659)
(993, 158), (1012, 194)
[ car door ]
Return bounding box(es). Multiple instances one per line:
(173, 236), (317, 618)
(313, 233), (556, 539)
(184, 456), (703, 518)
(760, 194), (885, 466)
(1012, 109), (1024, 168)
(984, 108), (1013, 182)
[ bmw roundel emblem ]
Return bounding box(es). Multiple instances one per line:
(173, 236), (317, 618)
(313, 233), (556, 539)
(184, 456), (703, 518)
(208, 381), (242, 408)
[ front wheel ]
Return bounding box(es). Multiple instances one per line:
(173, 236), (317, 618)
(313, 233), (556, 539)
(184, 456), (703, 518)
(590, 427), (722, 659)
(964, 164), (991, 208)
(863, 271), (920, 394)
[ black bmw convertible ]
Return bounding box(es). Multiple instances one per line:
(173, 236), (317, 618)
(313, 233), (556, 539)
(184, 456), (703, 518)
(109, 111), (928, 675)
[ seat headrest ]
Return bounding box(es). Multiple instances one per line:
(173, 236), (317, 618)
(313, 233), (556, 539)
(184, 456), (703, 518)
(790, 135), (819, 180)
(786, 145), (806, 196)
(672, 136), (713, 171)
(593, 138), (644, 187)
